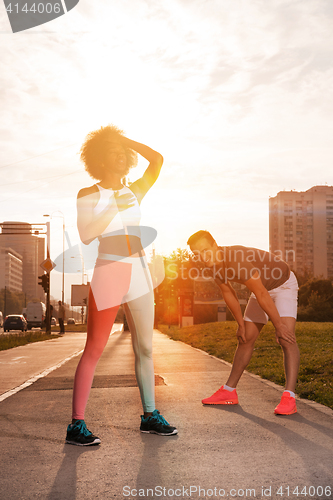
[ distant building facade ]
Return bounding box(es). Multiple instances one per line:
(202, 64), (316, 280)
(0, 222), (45, 300)
(269, 186), (333, 279)
(0, 247), (23, 293)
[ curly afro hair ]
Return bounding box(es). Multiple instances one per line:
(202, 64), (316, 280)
(80, 124), (138, 180)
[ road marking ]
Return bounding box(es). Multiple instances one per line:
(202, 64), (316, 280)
(0, 349), (83, 402)
(0, 356), (28, 365)
(0, 361), (27, 365)
(0, 324), (123, 402)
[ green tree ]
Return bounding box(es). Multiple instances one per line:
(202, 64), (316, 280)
(294, 268), (314, 287)
(0, 288), (26, 316)
(298, 279), (333, 321)
(298, 279), (333, 307)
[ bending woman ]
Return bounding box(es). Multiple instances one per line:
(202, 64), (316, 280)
(66, 125), (177, 446)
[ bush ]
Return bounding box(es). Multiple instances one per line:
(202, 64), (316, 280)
(194, 304), (217, 324)
(297, 279), (333, 321)
(298, 279), (333, 307)
(298, 292), (333, 322)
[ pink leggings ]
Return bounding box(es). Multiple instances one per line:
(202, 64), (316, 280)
(72, 284), (155, 420)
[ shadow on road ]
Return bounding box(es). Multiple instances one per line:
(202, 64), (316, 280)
(47, 444), (100, 500)
(205, 404), (333, 488)
(135, 432), (179, 492)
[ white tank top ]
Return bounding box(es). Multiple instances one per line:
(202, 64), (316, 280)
(94, 184), (141, 238)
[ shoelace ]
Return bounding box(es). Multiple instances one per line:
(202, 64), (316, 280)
(74, 420), (92, 437)
(152, 410), (170, 426)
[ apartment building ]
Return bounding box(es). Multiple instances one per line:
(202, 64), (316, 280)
(0, 247), (23, 293)
(0, 221), (45, 299)
(269, 186), (333, 279)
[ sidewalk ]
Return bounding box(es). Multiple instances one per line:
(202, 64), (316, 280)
(0, 328), (332, 500)
(0, 324), (123, 399)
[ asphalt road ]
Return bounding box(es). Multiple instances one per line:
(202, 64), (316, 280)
(0, 328), (332, 500)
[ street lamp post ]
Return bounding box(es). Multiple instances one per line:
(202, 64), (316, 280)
(43, 211), (65, 304)
(70, 243), (87, 285)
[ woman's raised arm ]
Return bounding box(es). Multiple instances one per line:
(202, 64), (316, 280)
(120, 136), (163, 204)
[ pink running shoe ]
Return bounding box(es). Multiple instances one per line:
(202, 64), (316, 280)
(274, 393), (297, 415)
(202, 386), (238, 405)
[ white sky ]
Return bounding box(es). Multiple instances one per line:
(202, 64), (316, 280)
(1, 0), (333, 301)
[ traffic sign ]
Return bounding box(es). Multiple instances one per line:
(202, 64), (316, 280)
(40, 258), (56, 273)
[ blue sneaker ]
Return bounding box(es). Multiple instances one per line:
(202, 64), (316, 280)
(140, 410), (178, 436)
(66, 420), (101, 446)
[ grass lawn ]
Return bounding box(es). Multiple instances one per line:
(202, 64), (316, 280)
(0, 331), (61, 351)
(0, 324), (88, 351)
(0, 322), (124, 350)
(158, 321), (333, 410)
(51, 324), (87, 333)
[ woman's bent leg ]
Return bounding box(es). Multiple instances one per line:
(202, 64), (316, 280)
(124, 290), (155, 413)
(72, 289), (119, 420)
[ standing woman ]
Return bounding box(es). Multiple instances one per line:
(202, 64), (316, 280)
(66, 125), (177, 445)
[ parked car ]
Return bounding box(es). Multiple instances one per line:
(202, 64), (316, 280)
(4, 315), (28, 332)
(67, 318), (76, 325)
(26, 301), (46, 329)
(51, 317), (57, 326)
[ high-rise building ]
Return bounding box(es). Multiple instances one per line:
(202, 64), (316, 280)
(0, 247), (23, 293)
(0, 222), (45, 300)
(269, 186), (333, 279)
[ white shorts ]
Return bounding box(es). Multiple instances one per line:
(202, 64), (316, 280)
(243, 271), (298, 324)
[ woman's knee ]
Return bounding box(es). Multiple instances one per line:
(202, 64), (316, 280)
(133, 337), (153, 360)
(82, 343), (105, 363)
